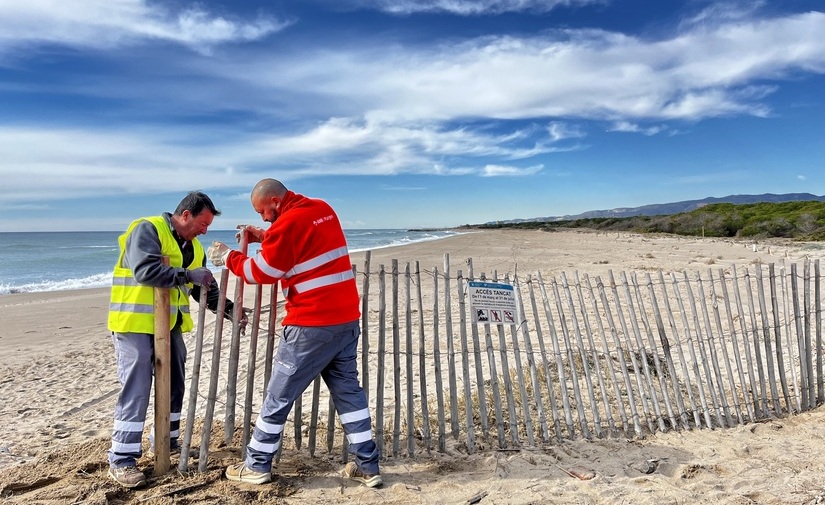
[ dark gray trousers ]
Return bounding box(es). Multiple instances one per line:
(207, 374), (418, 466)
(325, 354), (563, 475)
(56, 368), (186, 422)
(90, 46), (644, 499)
(108, 330), (186, 469)
(244, 321), (380, 474)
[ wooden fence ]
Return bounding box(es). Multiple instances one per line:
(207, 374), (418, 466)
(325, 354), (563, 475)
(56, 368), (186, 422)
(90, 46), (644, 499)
(187, 253), (823, 467)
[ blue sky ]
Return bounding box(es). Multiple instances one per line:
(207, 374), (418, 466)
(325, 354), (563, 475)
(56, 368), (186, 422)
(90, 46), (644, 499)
(1, 0), (824, 232)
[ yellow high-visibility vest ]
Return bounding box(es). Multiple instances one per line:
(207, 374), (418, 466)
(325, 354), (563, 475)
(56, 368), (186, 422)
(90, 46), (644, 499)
(108, 215), (205, 334)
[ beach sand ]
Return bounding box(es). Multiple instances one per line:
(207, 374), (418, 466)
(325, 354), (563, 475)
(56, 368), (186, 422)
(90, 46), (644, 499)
(2, 228), (825, 504)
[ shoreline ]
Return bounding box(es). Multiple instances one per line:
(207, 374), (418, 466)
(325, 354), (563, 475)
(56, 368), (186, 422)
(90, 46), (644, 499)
(1, 228), (815, 366)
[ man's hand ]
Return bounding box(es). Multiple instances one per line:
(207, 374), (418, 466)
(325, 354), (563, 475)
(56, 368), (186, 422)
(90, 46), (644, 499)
(237, 307), (252, 335)
(236, 224), (265, 244)
(207, 241), (231, 266)
(185, 267), (214, 286)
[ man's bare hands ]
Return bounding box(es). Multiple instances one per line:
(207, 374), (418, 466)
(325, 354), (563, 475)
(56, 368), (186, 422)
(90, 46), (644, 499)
(237, 307), (253, 335)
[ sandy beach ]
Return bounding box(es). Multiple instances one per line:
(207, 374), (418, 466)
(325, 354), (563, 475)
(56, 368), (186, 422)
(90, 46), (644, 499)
(2, 228), (825, 504)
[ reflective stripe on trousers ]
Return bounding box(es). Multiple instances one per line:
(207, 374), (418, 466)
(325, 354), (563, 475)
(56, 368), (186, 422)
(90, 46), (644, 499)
(108, 330), (187, 469)
(244, 321), (380, 474)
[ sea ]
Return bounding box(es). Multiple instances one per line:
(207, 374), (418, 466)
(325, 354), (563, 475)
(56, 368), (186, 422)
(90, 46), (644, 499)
(0, 229), (462, 295)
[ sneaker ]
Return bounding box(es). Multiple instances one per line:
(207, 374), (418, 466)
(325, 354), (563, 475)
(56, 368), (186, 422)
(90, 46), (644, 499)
(342, 462), (383, 488)
(225, 462), (272, 484)
(108, 465), (147, 488)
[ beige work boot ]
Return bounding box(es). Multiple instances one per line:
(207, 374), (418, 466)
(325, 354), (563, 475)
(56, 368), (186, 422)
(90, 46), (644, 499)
(108, 465), (147, 488)
(225, 462), (272, 484)
(342, 461), (383, 488)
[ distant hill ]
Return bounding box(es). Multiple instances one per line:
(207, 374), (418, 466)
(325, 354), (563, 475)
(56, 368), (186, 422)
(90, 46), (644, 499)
(492, 193), (825, 224)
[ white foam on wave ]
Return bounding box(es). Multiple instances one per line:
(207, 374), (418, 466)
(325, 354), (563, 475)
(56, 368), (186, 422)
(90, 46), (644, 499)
(348, 230), (465, 253)
(0, 272), (112, 294)
(56, 245), (118, 249)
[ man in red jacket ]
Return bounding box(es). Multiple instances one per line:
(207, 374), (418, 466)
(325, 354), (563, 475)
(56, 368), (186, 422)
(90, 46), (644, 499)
(208, 178), (381, 487)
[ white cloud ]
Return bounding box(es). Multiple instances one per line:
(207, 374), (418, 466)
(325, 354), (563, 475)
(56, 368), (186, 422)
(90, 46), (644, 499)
(607, 121), (665, 136)
(215, 10), (825, 126)
(0, 118), (560, 206)
(681, 0), (765, 28)
(248, 117), (566, 175)
(481, 164), (543, 177)
(0, 126), (256, 204)
(0, 0), (288, 55)
(1, 5), (824, 206)
(350, 0), (604, 15)
(547, 122), (585, 141)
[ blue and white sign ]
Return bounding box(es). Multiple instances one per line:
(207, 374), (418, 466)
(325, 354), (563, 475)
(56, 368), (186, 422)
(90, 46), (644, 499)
(468, 281), (518, 324)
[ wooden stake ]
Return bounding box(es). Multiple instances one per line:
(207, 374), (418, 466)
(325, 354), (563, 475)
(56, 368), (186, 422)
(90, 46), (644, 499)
(153, 256), (171, 476)
(361, 251), (372, 401)
(443, 254), (460, 440)
(178, 287), (208, 473)
(662, 272), (700, 428)
(391, 259), (401, 457)
(585, 274), (630, 435)
(465, 259), (490, 440)
(404, 262), (416, 456)
(431, 267), (447, 452)
(375, 266), (387, 458)
(241, 284), (263, 459)
(415, 262), (432, 453)
(224, 232), (249, 445)
(198, 270), (229, 472)
(717, 267), (756, 422)
(754, 266), (782, 416)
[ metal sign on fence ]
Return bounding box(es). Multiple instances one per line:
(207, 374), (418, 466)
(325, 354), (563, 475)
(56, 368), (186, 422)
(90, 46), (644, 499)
(468, 281), (518, 324)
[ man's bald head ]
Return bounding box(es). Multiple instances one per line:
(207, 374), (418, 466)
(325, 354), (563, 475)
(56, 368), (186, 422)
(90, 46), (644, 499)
(250, 178), (289, 224)
(252, 179), (288, 201)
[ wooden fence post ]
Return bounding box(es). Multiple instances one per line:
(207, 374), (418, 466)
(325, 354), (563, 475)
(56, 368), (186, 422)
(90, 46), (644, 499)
(152, 256), (172, 476)
(178, 287), (208, 473)
(241, 284), (264, 459)
(199, 270), (230, 472)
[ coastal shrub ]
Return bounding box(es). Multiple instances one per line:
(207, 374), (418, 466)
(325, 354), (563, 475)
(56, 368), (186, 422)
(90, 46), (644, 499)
(482, 200), (825, 241)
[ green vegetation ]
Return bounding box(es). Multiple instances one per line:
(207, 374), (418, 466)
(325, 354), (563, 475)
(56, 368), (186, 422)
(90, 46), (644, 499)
(476, 201), (825, 241)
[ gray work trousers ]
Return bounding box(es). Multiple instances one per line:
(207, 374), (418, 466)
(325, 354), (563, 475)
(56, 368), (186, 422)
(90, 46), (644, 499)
(244, 321), (380, 474)
(108, 330), (186, 469)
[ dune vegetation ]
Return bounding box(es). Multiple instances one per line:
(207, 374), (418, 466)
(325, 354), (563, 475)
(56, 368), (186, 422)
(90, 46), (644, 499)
(476, 201), (825, 240)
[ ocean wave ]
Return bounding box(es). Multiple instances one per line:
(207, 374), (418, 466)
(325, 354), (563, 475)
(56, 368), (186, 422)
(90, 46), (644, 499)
(0, 229), (467, 294)
(57, 245), (118, 249)
(0, 272), (112, 294)
(348, 230), (464, 252)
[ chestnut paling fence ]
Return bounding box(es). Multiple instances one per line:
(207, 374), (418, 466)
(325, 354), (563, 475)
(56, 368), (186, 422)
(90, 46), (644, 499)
(173, 251), (823, 473)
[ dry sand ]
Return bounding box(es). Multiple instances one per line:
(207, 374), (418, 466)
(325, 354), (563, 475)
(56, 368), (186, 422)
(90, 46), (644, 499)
(2, 228), (825, 504)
